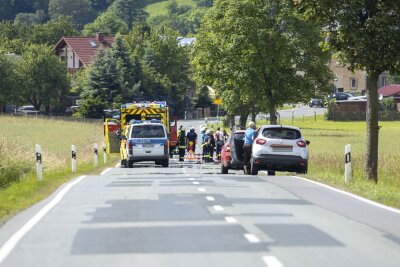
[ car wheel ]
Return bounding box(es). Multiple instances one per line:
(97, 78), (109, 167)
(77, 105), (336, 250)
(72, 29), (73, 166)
(250, 158), (258, 176)
(267, 170), (275, 176)
(155, 160), (162, 165)
(297, 166), (308, 174)
(221, 163), (229, 174)
(162, 159), (169, 168)
(128, 160), (133, 168)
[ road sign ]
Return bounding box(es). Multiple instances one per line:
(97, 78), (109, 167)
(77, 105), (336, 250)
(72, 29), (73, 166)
(214, 98), (222, 105)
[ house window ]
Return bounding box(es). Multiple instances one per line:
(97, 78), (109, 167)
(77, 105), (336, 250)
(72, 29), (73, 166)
(350, 78), (357, 89)
(382, 76), (387, 86)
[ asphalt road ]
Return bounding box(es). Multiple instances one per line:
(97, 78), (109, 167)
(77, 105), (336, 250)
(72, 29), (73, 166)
(0, 159), (399, 267)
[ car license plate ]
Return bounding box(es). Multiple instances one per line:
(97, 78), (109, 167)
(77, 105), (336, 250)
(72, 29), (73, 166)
(143, 144), (153, 148)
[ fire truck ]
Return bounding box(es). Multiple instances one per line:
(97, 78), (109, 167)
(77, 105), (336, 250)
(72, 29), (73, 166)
(104, 101), (178, 157)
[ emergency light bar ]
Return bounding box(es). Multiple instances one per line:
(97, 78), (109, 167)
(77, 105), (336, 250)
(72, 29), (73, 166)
(129, 119), (163, 124)
(121, 101), (167, 109)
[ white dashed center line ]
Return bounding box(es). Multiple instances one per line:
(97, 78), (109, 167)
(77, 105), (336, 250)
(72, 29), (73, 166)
(213, 205), (224, 211)
(262, 256), (283, 267)
(244, 233), (260, 243)
(224, 216), (237, 223)
(197, 188), (206, 192)
(188, 178), (195, 181)
(192, 181), (200, 185)
(205, 196), (215, 202)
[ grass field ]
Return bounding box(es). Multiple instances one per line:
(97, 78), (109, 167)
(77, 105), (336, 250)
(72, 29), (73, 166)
(146, 0), (196, 18)
(259, 115), (400, 208)
(0, 115), (114, 222)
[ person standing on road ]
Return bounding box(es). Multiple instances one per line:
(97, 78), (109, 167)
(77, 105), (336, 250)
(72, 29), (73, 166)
(215, 127), (224, 161)
(177, 127), (186, 162)
(186, 126), (198, 153)
(204, 130), (215, 162)
(243, 121), (257, 174)
(201, 127), (207, 161)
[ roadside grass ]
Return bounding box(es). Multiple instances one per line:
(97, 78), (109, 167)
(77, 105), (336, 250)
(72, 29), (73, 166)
(271, 115), (400, 208)
(146, 0), (196, 18)
(0, 115), (117, 223)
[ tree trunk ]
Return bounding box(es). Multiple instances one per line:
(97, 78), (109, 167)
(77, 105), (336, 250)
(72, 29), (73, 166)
(262, 70), (277, 125)
(251, 112), (257, 125)
(365, 72), (380, 182)
(227, 114), (235, 128)
(239, 111), (249, 129)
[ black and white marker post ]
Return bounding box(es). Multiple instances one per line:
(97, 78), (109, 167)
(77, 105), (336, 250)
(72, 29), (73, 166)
(345, 144), (351, 184)
(94, 143), (98, 168)
(103, 144), (107, 165)
(71, 145), (77, 173)
(35, 144), (43, 181)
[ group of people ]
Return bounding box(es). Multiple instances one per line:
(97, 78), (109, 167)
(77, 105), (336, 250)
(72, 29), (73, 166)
(176, 125), (229, 162)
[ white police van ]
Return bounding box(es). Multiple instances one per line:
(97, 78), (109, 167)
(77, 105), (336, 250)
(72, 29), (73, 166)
(124, 120), (169, 168)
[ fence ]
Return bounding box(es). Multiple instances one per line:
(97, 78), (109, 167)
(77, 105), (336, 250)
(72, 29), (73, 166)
(327, 110), (400, 121)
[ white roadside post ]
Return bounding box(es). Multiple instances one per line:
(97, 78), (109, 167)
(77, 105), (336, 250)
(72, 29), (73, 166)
(35, 144), (43, 181)
(345, 144), (351, 184)
(71, 145), (77, 173)
(94, 143), (98, 168)
(103, 143), (107, 165)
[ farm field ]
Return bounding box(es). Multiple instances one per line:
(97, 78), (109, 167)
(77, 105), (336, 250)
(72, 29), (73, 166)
(0, 115), (112, 221)
(268, 115), (400, 208)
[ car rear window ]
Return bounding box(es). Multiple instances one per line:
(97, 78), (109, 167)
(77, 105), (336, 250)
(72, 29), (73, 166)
(131, 125), (165, 138)
(262, 128), (301, 140)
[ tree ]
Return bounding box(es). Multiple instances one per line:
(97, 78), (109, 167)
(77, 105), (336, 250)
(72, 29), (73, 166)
(14, 10), (46, 26)
(111, 0), (148, 28)
(195, 86), (213, 108)
(48, 0), (96, 29)
(192, 0), (332, 125)
(0, 55), (17, 106)
(296, 1), (400, 182)
(83, 9), (128, 35)
(14, 44), (69, 113)
(78, 48), (121, 118)
(30, 16), (79, 45)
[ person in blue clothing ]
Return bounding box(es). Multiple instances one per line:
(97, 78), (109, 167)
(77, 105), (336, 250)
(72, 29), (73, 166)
(243, 121), (257, 174)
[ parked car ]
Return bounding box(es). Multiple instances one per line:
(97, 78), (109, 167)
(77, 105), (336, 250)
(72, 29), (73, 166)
(122, 121), (169, 168)
(330, 92), (353, 101)
(221, 130), (245, 174)
(250, 125), (309, 175)
(15, 105), (39, 115)
(309, 98), (324, 108)
(65, 105), (79, 115)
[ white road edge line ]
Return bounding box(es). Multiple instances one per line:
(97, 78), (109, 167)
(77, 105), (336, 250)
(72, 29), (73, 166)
(225, 216), (237, 223)
(0, 175), (87, 264)
(262, 256), (284, 267)
(213, 205), (224, 211)
(100, 168), (112, 175)
(244, 233), (260, 243)
(115, 163), (121, 168)
(206, 196), (215, 202)
(198, 188), (206, 192)
(290, 175), (400, 214)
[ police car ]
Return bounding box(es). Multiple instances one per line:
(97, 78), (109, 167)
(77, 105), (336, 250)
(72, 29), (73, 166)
(122, 120), (169, 168)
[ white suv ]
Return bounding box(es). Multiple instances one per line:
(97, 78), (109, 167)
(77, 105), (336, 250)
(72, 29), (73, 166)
(250, 125), (309, 175)
(125, 122), (169, 168)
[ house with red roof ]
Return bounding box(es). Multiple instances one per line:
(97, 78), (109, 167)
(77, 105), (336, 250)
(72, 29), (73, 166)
(378, 84), (400, 98)
(55, 33), (114, 74)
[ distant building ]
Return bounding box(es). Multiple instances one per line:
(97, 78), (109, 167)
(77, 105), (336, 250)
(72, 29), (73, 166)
(55, 33), (114, 74)
(329, 59), (388, 95)
(177, 37), (196, 47)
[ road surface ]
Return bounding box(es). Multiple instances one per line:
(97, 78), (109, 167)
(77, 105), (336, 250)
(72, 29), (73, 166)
(0, 159), (399, 267)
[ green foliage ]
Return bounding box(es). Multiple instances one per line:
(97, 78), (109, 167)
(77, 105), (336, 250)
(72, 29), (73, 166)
(195, 85), (213, 108)
(48, 0), (96, 29)
(78, 48), (121, 118)
(192, 0), (332, 123)
(14, 44), (69, 112)
(111, 0), (148, 28)
(0, 55), (17, 104)
(14, 10), (47, 26)
(381, 97), (396, 110)
(30, 16), (79, 45)
(83, 9), (129, 35)
(387, 73), (400, 84)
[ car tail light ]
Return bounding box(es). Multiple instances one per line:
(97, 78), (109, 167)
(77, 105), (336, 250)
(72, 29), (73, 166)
(226, 145), (230, 152)
(128, 141), (132, 149)
(164, 142), (168, 154)
(255, 138), (266, 145)
(297, 141), (307, 147)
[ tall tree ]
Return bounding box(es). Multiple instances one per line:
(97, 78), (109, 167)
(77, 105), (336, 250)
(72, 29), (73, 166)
(48, 0), (96, 29)
(111, 0), (148, 28)
(14, 44), (69, 112)
(83, 9), (128, 35)
(296, 0), (400, 182)
(192, 0), (332, 125)
(30, 16), (79, 45)
(78, 48), (121, 118)
(0, 55), (17, 106)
